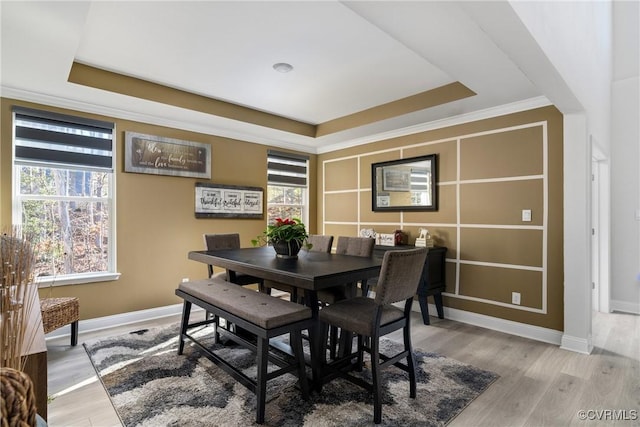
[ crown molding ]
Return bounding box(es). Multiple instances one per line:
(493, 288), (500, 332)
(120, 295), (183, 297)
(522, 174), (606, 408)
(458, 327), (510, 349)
(1, 86), (318, 154)
(316, 96), (552, 154)
(2, 86), (551, 155)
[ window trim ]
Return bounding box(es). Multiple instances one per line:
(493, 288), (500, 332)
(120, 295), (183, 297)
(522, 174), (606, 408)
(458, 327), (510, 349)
(266, 151), (310, 226)
(12, 107), (118, 284)
(37, 272), (121, 288)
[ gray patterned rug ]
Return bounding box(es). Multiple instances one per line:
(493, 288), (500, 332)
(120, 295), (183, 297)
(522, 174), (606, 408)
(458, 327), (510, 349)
(84, 324), (498, 426)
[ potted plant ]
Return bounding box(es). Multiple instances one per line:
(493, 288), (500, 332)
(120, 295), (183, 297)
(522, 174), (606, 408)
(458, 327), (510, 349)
(252, 217), (311, 259)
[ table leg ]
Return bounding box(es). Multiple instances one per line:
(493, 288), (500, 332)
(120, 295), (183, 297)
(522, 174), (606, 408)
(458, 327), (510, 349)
(418, 295), (431, 325)
(433, 292), (445, 319)
(304, 289), (322, 391)
(419, 293), (445, 325)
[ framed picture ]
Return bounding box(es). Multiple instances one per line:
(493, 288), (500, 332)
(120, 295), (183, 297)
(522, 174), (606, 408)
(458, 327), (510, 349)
(382, 167), (411, 191)
(124, 132), (211, 179)
(195, 183), (263, 219)
(372, 154), (438, 211)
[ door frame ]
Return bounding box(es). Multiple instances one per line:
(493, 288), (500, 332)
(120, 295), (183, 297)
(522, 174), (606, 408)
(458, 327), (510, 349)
(591, 141), (611, 313)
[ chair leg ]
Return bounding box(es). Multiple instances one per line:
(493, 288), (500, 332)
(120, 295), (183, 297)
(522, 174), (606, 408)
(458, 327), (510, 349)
(178, 301), (191, 355)
(403, 323), (417, 398)
(258, 282), (272, 295)
(70, 320), (78, 346)
(256, 337), (269, 424)
(329, 325), (338, 359)
(371, 335), (382, 424)
(337, 328), (354, 358)
(360, 279), (369, 297)
(356, 334), (364, 371)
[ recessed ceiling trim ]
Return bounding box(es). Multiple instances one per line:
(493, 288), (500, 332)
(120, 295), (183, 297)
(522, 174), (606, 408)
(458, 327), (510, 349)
(68, 62), (317, 137)
(316, 96), (552, 154)
(315, 82), (476, 137)
(68, 63), (479, 142)
(3, 84), (550, 156)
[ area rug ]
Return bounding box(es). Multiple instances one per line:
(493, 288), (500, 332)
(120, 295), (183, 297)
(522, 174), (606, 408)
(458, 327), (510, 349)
(84, 324), (498, 427)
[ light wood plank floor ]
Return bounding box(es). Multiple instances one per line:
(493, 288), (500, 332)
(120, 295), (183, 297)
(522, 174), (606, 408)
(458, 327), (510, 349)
(45, 310), (640, 426)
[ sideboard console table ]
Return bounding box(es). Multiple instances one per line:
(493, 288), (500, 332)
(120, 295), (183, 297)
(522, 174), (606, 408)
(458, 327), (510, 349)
(373, 245), (447, 325)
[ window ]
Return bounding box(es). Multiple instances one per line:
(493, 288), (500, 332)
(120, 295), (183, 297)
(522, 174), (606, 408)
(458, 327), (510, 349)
(12, 107), (118, 285)
(266, 151), (309, 225)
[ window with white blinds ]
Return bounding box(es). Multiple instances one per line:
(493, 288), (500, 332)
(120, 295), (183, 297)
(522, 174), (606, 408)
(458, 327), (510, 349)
(13, 107), (118, 285)
(266, 151), (309, 225)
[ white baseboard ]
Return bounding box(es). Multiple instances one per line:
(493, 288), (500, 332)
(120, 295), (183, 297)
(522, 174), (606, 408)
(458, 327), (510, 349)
(610, 299), (640, 315)
(48, 300), (567, 350)
(560, 333), (594, 355)
(414, 302), (564, 347)
(43, 303), (192, 341)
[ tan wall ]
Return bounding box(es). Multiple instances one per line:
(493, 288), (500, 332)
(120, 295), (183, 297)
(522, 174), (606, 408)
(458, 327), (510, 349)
(1, 98), (317, 320)
(1, 97), (562, 330)
(318, 106), (564, 331)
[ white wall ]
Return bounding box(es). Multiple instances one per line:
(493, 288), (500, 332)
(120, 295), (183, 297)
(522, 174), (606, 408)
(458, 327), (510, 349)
(507, 0), (618, 351)
(509, 0), (613, 154)
(610, 1), (640, 314)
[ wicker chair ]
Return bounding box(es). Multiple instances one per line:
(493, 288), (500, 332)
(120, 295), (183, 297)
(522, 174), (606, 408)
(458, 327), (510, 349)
(1, 367), (37, 427)
(40, 297), (79, 346)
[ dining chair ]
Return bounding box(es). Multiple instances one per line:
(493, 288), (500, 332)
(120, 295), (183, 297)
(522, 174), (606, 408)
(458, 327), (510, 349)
(203, 233), (264, 340)
(203, 233), (263, 287)
(318, 236), (375, 301)
(317, 236), (375, 358)
(305, 234), (334, 253)
(262, 234), (334, 301)
(318, 247), (428, 424)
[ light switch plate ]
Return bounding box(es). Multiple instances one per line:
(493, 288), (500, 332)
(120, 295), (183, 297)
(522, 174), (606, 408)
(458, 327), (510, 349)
(522, 209), (532, 222)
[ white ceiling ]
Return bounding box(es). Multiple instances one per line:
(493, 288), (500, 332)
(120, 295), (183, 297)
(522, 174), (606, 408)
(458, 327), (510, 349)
(1, 1), (552, 154)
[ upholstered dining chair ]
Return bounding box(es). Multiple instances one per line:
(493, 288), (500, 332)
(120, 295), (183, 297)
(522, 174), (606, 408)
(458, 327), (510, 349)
(305, 234), (334, 253)
(203, 233), (264, 340)
(318, 247), (428, 424)
(317, 236), (375, 358)
(262, 234), (334, 301)
(317, 236), (375, 302)
(203, 233), (263, 288)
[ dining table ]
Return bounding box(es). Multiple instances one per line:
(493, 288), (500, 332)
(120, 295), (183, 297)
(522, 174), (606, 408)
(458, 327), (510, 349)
(188, 245), (383, 388)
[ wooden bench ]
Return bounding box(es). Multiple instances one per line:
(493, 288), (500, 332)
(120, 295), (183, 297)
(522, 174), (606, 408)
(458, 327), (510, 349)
(175, 278), (313, 424)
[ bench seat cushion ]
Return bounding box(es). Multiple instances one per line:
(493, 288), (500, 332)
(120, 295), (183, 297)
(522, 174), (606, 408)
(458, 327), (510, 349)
(179, 279), (311, 330)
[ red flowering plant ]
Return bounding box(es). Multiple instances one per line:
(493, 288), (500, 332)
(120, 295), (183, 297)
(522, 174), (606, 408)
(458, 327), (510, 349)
(252, 217), (311, 250)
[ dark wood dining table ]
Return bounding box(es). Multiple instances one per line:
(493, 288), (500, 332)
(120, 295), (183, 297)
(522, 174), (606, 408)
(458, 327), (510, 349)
(188, 245), (383, 387)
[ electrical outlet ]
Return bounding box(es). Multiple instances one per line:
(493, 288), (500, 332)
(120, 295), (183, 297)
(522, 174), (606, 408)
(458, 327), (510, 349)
(522, 209), (532, 222)
(181, 277), (189, 283)
(512, 292), (521, 305)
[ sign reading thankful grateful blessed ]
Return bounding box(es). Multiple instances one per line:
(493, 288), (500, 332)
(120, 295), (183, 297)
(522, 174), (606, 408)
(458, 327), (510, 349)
(195, 183), (263, 219)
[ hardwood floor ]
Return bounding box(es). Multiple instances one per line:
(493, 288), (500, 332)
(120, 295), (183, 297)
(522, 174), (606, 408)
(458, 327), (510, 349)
(45, 310), (640, 426)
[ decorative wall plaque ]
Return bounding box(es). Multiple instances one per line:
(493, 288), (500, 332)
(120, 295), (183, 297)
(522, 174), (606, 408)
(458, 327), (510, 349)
(195, 183), (263, 219)
(125, 132), (211, 179)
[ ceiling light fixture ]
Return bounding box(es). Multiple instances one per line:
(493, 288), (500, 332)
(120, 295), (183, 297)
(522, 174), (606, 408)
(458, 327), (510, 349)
(273, 62), (293, 73)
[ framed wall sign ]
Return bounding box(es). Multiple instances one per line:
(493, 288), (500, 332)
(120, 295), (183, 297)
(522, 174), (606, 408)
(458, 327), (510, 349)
(195, 183), (263, 219)
(124, 132), (211, 179)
